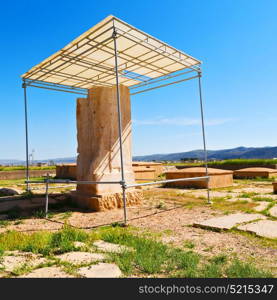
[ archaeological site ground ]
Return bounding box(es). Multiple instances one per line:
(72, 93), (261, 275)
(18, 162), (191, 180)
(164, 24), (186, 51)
(0, 166), (277, 278)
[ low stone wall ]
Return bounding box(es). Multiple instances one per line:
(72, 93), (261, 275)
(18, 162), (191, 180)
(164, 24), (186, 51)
(56, 163), (163, 181)
(166, 173), (233, 189)
(132, 162), (163, 177)
(133, 167), (156, 181)
(0, 194), (66, 214)
(176, 164), (277, 171)
(0, 170), (56, 180)
(56, 165), (76, 179)
(165, 167), (233, 189)
(234, 168), (277, 178)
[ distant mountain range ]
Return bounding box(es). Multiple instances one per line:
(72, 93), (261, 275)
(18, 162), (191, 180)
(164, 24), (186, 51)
(133, 146), (277, 161)
(0, 157), (76, 166)
(1, 146), (277, 165)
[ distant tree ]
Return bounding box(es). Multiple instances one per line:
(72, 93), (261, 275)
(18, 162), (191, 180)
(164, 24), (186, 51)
(180, 157), (198, 162)
(180, 158), (189, 162)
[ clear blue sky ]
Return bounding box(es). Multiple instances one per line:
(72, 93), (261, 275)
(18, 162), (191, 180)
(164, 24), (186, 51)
(0, 0), (276, 160)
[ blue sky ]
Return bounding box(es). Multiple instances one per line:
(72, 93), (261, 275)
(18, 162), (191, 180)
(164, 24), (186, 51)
(0, 0), (276, 160)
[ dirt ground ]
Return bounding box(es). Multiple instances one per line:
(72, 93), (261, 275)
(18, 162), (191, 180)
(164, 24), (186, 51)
(0, 179), (277, 275)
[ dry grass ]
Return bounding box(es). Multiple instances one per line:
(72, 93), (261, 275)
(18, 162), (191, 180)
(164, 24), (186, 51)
(143, 188), (207, 209)
(211, 197), (257, 213)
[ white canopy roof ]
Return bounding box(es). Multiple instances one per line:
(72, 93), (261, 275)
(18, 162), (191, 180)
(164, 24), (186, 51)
(22, 15), (201, 90)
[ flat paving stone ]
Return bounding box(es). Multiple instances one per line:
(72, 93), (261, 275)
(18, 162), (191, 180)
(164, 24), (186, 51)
(254, 201), (270, 212)
(20, 267), (73, 278)
(78, 263), (122, 278)
(237, 220), (277, 239)
(193, 213), (266, 230)
(269, 205), (277, 217)
(0, 252), (46, 272)
(56, 252), (105, 265)
(93, 240), (134, 253)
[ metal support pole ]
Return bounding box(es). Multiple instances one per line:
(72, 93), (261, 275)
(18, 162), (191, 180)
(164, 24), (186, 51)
(113, 27), (128, 225)
(23, 80), (30, 191)
(45, 173), (49, 217)
(198, 72), (211, 204)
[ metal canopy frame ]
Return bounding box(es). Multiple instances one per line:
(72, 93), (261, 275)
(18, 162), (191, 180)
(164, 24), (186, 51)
(21, 15), (210, 225)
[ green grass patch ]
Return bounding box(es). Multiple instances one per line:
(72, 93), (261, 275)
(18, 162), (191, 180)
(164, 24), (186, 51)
(33, 210), (46, 218)
(201, 263), (223, 278)
(165, 159), (277, 167)
(0, 247), (4, 257)
(247, 177), (275, 182)
(211, 197), (256, 213)
(262, 202), (276, 217)
(0, 177), (44, 187)
(230, 229), (277, 249)
(0, 166), (56, 172)
(210, 253), (228, 265)
(252, 196), (274, 202)
(226, 259), (272, 278)
(98, 227), (272, 277)
(0, 225), (274, 277)
(48, 225), (89, 254)
(58, 211), (73, 220)
(183, 240), (195, 249)
(0, 224), (94, 256)
(0, 220), (9, 227)
(11, 263), (34, 276)
(199, 254), (228, 278)
(208, 159), (277, 166)
(142, 189), (206, 209)
(234, 179), (275, 185)
(155, 201), (167, 210)
(238, 192), (259, 198)
(21, 190), (34, 199)
(101, 228), (169, 274)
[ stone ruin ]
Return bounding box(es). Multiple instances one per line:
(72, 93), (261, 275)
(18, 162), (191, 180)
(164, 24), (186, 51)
(71, 85), (142, 211)
(234, 167), (277, 179)
(165, 167), (233, 189)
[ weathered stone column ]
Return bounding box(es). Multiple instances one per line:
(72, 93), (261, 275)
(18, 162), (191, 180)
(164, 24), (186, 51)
(72, 85), (142, 211)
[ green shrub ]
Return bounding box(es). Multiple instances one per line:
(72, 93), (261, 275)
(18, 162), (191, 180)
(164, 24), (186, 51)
(226, 259), (273, 278)
(49, 225), (89, 254)
(210, 254), (228, 265)
(167, 248), (200, 271)
(183, 240), (195, 249)
(201, 263), (223, 278)
(208, 159), (277, 166)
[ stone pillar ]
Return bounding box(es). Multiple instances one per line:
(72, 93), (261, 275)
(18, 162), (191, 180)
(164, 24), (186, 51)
(72, 85), (141, 211)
